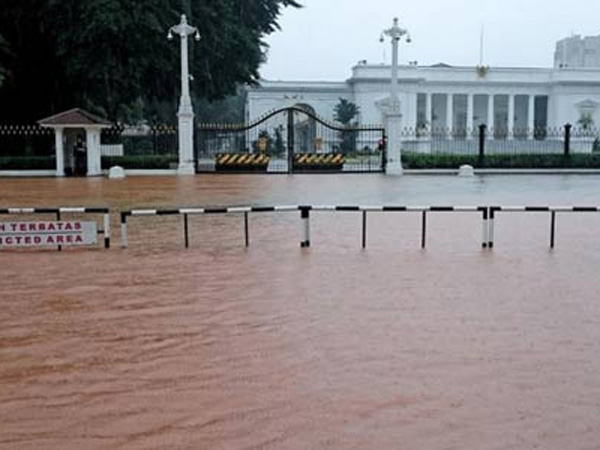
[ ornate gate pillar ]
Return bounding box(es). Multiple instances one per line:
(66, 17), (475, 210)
(382, 100), (404, 175)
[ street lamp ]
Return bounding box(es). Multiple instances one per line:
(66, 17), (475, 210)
(379, 17), (411, 176)
(380, 17), (411, 111)
(168, 14), (201, 174)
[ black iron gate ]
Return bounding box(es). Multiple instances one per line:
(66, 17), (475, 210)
(195, 107), (386, 173)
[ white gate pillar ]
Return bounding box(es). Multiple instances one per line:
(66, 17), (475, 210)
(385, 107), (403, 175)
(177, 110), (195, 174)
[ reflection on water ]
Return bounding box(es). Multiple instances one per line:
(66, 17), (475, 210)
(1, 175), (600, 449)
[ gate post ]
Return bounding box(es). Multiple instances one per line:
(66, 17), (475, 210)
(287, 109), (295, 174)
(384, 105), (403, 175)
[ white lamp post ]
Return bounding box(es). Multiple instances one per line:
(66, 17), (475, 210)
(381, 17), (411, 112)
(380, 17), (411, 175)
(168, 14), (201, 175)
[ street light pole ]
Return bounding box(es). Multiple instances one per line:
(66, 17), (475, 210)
(381, 17), (411, 112)
(168, 14), (200, 175)
(380, 17), (411, 175)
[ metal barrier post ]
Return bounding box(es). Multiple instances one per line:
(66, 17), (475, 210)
(362, 211), (367, 248)
(421, 211), (427, 248)
(56, 210), (62, 252)
(482, 207), (489, 248)
(550, 211), (556, 249)
(103, 213), (111, 249)
(488, 208), (496, 248)
(244, 212), (249, 247)
(183, 213), (189, 248)
(300, 207), (311, 248)
(121, 212), (129, 248)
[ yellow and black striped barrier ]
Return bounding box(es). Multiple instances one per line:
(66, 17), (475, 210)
(293, 153), (344, 171)
(215, 153), (271, 172)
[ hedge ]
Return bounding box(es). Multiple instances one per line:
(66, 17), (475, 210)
(101, 155), (179, 170)
(0, 156), (56, 170)
(402, 153), (600, 169)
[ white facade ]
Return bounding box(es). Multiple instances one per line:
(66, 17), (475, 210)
(248, 56), (600, 135)
(555, 35), (600, 69)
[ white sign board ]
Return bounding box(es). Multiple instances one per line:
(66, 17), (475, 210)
(0, 221), (98, 248)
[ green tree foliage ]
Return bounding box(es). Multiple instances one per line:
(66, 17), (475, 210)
(0, 33), (8, 88)
(273, 125), (285, 155)
(334, 98), (360, 154)
(252, 129), (272, 153)
(195, 89), (246, 124)
(0, 0), (300, 123)
(334, 98), (359, 125)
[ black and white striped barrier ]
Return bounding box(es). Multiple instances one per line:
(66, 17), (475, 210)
(120, 206), (300, 249)
(120, 205), (488, 249)
(0, 207), (111, 250)
(488, 206), (600, 248)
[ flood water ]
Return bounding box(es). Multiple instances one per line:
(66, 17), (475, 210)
(2, 174), (600, 450)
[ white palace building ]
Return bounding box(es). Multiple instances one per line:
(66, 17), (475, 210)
(247, 35), (600, 138)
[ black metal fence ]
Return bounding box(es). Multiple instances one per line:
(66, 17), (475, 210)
(0, 125), (55, 170)
(101, 125), (178, 170)
(196, 107), (386, 173)
(402, 124), (600, 168)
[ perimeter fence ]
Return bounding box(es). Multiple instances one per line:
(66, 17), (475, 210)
(100, 125), (178, 170)
(0, 125), (55, 170)
(401, 124), (600, 169)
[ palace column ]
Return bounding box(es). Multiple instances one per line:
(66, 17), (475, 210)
(508, 94), (515, 140)
(467, 93), (474, 139)
(85, 128), (102, 176)
(425, 93), (432, 133)
(54, 127), (65, 177)
(407, 92), (418, 132)
(446, 93), (454, 139)
(487, 94), (495, 139)
(528, 95), (536, 140)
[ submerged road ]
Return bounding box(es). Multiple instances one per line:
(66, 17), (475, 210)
(1, 174), (600, 449)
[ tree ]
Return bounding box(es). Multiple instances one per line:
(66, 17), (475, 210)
(334, 98), (360, 154)
(252, 129), (272, 153)
(195, 88), (246, 124)
(0, 33), (8, 89)
(273, 125), (285, 155)
(0, 0), (300, 123)
(334, 98), (360, 125)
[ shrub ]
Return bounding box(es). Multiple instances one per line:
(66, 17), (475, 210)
(101, 155), (178, 170)
(401, 153), (600, 169)
(0, 156), (56, 170)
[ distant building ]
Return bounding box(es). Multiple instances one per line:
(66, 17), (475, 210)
(555, 35), (600, 69)
(247, 36), (600, 134)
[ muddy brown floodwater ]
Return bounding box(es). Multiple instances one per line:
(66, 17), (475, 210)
(1, 175), (600, 450)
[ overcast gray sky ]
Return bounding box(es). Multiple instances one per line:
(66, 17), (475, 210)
(261, 0), (600, 81)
